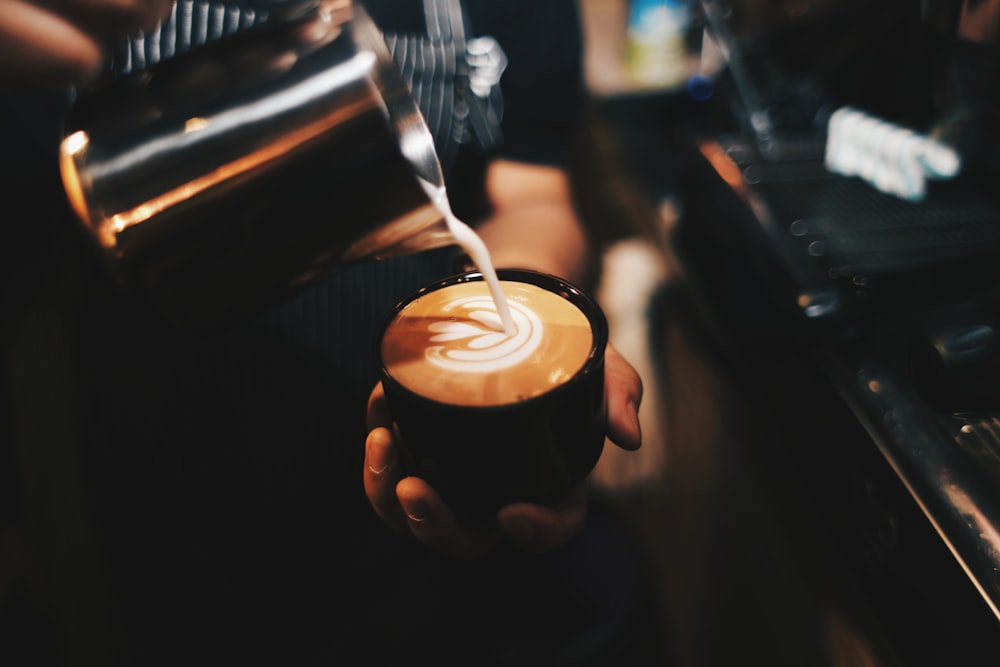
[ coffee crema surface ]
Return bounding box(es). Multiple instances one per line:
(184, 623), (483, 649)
(381, 280), (593, 407)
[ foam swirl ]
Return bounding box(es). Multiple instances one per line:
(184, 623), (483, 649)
(424, 296), (542, 373)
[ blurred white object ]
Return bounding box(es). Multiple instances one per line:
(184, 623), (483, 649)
(824, 106), (962, 202)
(593, 236), (670, 491)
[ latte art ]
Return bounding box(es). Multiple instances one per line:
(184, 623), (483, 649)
(381, 279), (594, 407)
(425, 295), (542, 373)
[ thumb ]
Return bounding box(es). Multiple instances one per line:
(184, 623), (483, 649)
(604, 343), (642, 451)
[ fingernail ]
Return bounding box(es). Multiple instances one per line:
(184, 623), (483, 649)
(366, 431), (392, 474)
(402, 498), (427, 523)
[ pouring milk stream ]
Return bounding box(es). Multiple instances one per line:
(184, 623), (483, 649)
(420, 179), (515, 336)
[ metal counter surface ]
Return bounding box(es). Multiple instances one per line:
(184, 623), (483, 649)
(820, 340), (1000, 623)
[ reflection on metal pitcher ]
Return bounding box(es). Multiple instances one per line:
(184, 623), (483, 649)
(59, 2), (453, 329)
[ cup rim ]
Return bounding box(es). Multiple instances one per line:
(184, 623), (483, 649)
(376, 268), (608, 410)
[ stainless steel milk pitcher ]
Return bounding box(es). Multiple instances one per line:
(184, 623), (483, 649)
(59, 1), (453, 328)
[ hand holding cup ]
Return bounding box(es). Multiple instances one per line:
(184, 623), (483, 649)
(364, 270), (642, 558)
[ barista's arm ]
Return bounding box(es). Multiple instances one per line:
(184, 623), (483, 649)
(473, 159), (589, 285)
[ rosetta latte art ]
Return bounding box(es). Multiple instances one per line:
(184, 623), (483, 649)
(381, 278), (593, 406)
(424, 296), (543, 373)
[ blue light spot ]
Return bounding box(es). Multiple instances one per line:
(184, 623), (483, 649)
(687, 74), (714, 101)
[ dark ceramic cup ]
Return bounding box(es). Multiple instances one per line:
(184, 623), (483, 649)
(376, 269), (608, 522)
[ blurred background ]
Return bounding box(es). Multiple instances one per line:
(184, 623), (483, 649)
(573, 0), (1000, 665)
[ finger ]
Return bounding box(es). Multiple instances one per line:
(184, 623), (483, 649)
(604, 343), (643, 451)
(496, 482), (588, 553)
(366, 382), (391, 431)
(0, 0), (105, 87)
(35, 0), (175, 35)
(395, 477), (500, 560)
(363, 426), (410, 535)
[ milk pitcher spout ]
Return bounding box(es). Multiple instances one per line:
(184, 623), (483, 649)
(59, 2), (454, 329)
